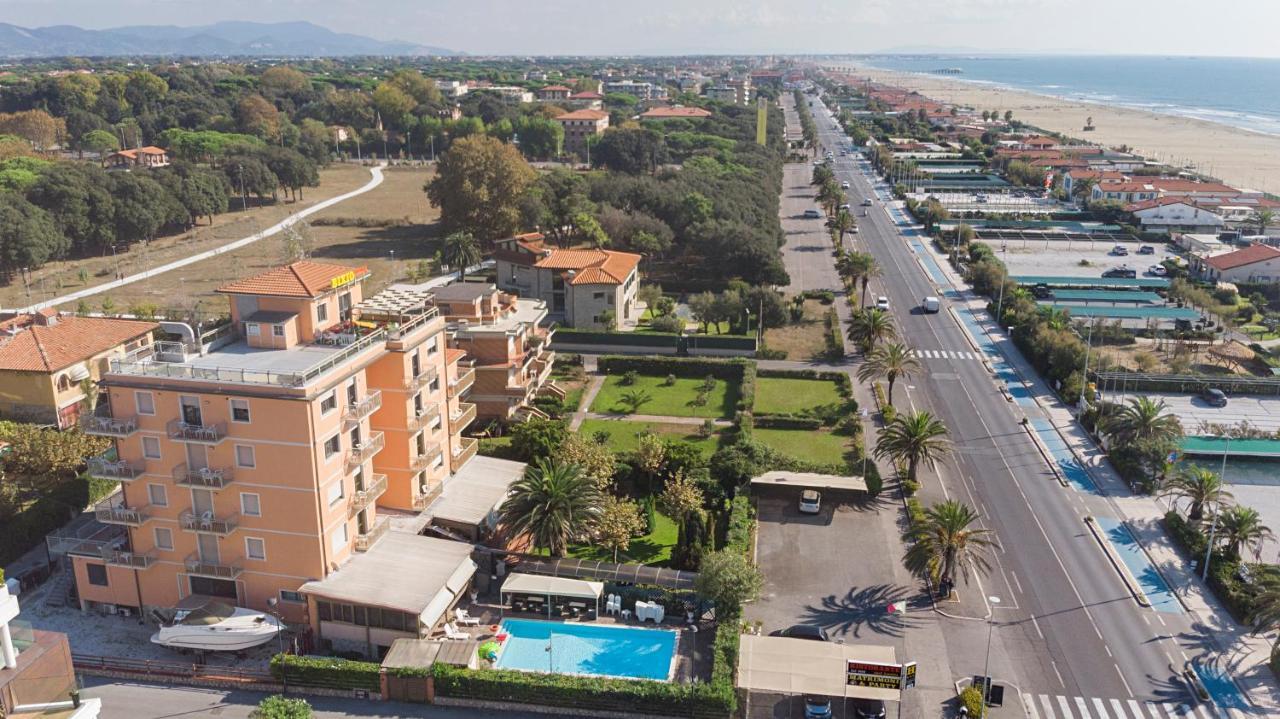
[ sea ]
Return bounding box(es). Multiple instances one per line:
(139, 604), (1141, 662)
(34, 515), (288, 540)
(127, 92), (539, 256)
(855, 55), (1280, 137)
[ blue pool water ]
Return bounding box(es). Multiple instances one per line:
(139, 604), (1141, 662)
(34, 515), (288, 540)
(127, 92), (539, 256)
(1094, 516), (1183, 615)
(495, 619), (677, 680)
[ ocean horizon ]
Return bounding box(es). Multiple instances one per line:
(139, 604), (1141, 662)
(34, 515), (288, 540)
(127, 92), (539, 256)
(851, 55), (1280, 137)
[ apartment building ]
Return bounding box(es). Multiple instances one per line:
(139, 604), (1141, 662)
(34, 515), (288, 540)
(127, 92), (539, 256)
(69, 261), (511, 631)
(494, 233), (641, 330)
(554, 109), (609, 159)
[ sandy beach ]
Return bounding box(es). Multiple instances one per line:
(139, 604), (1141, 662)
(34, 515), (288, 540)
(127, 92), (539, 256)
(829, 63), (1280, 196)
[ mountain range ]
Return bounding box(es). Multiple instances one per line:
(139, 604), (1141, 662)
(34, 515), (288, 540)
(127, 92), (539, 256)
(0, 21), (460, 57)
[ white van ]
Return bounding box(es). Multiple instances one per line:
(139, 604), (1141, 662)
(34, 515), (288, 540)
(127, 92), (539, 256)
(921, 296), (941, 313)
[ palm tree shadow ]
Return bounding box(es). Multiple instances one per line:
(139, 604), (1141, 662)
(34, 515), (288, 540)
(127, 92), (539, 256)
(798, 584), (922, 639)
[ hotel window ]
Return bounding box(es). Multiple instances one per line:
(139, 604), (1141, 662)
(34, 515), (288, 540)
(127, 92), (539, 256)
(317, 302), (328, 323)
(429, 414), (442, 433)
(230, 399), (250, 423)
(246, 323), (261, 336)
(323, 434), (340, 458)
(147, 483), (168, 507)
(331, 523), (349, 552)
(426, 336), (439, 355)
(320, 391), (337, 414)
(86, 564), (108, 587)
(327, 479), (345, 506)
(154, 527), (174, 551)
(272, 324), (285, 337)
(235, 445), (256, 468)
(240, 492), (261, 517)
(245, 537), (266, 561)
(280, 590), (305, 604)
(593, 291), (605, 300)
(429, 378), (440, 393)
(135, 391), (155, 415)
(142, 435), (161, 460)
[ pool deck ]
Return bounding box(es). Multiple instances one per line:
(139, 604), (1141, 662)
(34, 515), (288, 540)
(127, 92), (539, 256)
(432, 598), (713, 683)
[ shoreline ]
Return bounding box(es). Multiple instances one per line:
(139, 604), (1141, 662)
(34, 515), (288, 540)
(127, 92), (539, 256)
(830, 62), (1280, 195)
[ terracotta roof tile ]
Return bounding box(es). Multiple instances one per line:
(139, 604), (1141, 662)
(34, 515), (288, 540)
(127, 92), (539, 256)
(444, 348), (468, 365)
(639, 106), (712, 119)
(0, 316), (156, 372)
(217, 261), (365, 298)
(1205, 244), (1280, 272)
(555, 109), (609, 121)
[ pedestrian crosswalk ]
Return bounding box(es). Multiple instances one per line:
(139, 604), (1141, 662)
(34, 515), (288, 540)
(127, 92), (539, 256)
(1022, 693), (1238, 719)
(908, 348), (988, 361)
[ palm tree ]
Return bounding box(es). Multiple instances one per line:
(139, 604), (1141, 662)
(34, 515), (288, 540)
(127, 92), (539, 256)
(1162, 466), (1233, 522)
(904, 500), (999, 595)
(1217, 505), (1273, 560)
(816, 179), (844, 216)
(499, 458), (603, 556)
(1255, 208), (1275, 236)
(828, 211), (857, 247)
(857, 342), (920, 405)
(1100, 396), (1183, 446)
(1072, 177), (1098, 207)
(1248, 573), (1280, 655)
(875, 410), (952, 485)
(846, 308), (896, 354)
(442, 231), (482, 283)
(1038, 305), (1071, 331)
(858, 257), (882, 308)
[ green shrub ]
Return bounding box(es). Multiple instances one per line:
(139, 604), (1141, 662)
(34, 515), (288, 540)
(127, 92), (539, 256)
(251, 695), (312, 719)
(902, 478), (919, 496)
(753, 415), (824, 430)
(960, 686), (985, 716)
(650, 315), (686, 334)
(865, 468), (883, 496)
(270, 654), (380, 691)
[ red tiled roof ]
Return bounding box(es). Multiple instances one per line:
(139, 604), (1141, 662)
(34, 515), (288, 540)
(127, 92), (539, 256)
(0, 315), (156, 372)
(569, 91), (603, 99)
(1125, 197), (1218, 213)
(555, 109), (609, 121)
(539, 85), (572, 92)
(444, 348), (467, 365)
(532, 248), (641, 285)
(639, 106), (712, 119)
(1204, 244), (1280, 272)
(113, 145), (167, 159)
(217, 261), (366, 298)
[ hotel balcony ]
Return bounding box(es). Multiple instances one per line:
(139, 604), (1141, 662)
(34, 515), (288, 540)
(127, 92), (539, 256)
(179, 511), (239, 537)
(449, 402), (476, 432)
(354, 516), (391, 552)
(343, 390), (383, 429)
(447, 366), (475, 398)
(172, 464), (235, 490)
(410, 443), (444, 473)
(80, 414), (138, 438)
(404, 365), (440, 391)
(533, 349), (556, 385)
(412, 481), (444, 511)
(345, 431), (386, 472)
(94, 499), (151, 527)
(86, 456), (144, 482)
(451, 436), (479, 468)
(184, 554), (243, 580)
(349, 473), (388, 515)
(166, 419), (228, 445)
(408, 404), (442, 432)
(104, 549), (155, 570)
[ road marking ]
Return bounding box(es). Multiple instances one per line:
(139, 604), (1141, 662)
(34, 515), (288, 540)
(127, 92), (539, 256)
(1110, 699), (1128, 718)
(1125, 699), (1144, 718)
(1059, 696), (1076, 718)
(1030, 613), (1044, 638)
(1092, 698), (1110, 717)
(1114, 663), (1133, 697)
(1010, 569), (1025, 595)
(1051, 660), (1065, 687)
(1023, 694), (1042, 719)
(1104, 644), (1113, 657)
(1037, 694), (1058, 719)
(1075, 697), (1094, 718)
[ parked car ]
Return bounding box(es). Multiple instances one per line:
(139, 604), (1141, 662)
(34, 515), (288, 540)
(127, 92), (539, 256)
(799, 489), (821, 514)
(804, 697), (833, 719)
(921, 296), (941, 313)
(875, 296), (891, 311)
(1147, 265), (1168, 276)
(1138, 245), (1156, 255)
(1102, 266), (1136, 278)
(1031, 283), (1053, 299)
(1201, 388), (1228, 407)
(839, 203), (852, 211)
(841, 181), (850, 189)
(1110, 245), (1129, 256)
(775, 625), (830, 641)
(851, 698), (887, 719)
(803, 209), (823, 219)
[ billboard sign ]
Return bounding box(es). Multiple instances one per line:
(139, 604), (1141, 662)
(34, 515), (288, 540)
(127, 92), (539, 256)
(847, 660), (917, 690)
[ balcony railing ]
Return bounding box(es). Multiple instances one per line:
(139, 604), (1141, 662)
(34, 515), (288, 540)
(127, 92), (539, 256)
(81, 414), (137, 438)
(350, 473), (388, 514)
(451, 436), (479, 468)
(184, 555), (243, 580)
(345, 431), (385, 472)
(95, 500), (150, 527)
(449, 402), (476, 431)
(179, 511), (239, 536)
(385, 306), (440, 342)
(412, 481), (444, 510)
(354, 516), (391, 552)
(104, 549), (155, 569)
(343, 390), (382, 428)
(87, 456), (144, 482)
(411, 444), (444, 473)
(409, 404), (442, 432)
(172, 464), (235, 490)
(534, 349), (556, 384)
(167, 419), (227, 445)
(448, 367), (475, 398)
(404, 365), (440, 391)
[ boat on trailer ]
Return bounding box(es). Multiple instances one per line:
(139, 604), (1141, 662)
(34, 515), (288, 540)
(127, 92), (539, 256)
(150, 596), (281, 652)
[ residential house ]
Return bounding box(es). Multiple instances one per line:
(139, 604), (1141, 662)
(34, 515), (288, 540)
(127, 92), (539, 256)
(102, 146), (169, 170)
(555, 109), (609, 159)
(0, 311), (157, 429)
(603, 80), (663, 101)
(70, 261), (512, 641)
(536, 85), (572, 102)
(493, 233), (641, 330)
(638, 106), (712, 121)
(1062, 169), (1128, 197)
(1126, 198), (1225, 235)
(1091, 178), (1240, 204)
(566, 91), (604, 110)
(1, 579), (101, 717)
(1198, 244), (1280, 283)
(704, 86), (740, 104)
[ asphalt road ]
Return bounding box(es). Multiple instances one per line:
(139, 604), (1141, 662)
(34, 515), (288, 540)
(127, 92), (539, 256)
(799, 93), (1211, 711)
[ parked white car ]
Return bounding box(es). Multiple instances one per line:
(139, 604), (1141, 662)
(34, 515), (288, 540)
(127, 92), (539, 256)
(798, 489), (821, 514)
(875, 296), (891, 311)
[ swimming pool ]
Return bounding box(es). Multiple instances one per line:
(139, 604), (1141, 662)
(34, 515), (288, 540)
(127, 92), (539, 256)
(495, 618), (678, 681)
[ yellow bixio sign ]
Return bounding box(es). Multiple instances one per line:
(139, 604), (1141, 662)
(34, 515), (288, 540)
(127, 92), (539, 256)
(330, 270), (361, 289)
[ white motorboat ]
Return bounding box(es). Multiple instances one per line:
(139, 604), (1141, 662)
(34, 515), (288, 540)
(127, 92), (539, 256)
(150, 598), (281, 652)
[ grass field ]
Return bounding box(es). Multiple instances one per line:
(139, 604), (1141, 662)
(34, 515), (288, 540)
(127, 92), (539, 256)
(50, 165), (439, 312)
(590, 374), (739, 419)
(565, 509), (678, 565)
(762, 299), (832, 360)
(577, 419), (722, 455)
(753, 427), (852, 467)
(755, 376), (843, 415)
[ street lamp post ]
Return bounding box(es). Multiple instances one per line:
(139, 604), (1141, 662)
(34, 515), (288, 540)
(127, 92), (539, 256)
(994, 245), (1008, 324)
(980, 596), (1001, 719)
(1202, 435), (1231, 581)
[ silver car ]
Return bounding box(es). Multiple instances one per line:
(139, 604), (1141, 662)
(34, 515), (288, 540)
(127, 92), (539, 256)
(799, 489), (821, 514)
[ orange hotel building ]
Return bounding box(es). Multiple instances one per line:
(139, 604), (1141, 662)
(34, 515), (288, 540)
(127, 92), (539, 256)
(70, 261), (529, 651)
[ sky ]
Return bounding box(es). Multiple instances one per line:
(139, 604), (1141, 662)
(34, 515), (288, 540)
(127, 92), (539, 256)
(3, 0), (1280, 57)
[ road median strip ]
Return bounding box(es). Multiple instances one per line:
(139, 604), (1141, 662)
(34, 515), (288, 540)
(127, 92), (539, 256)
(1083, 515), (1153, 608)
(1021, 420), (1067, 486)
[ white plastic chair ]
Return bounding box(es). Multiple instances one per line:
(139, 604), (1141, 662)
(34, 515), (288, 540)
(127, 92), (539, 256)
(443, 622), (468, 640)
(455, 608), (481, 626)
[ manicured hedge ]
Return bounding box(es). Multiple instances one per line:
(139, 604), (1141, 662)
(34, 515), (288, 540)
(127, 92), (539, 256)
(270, 654), (381, 691)
(753, 415), (824, 430)
(599, 356), (749, 381)
(552, 330), (681, 348)
(756, 367), (852, 398)
(686, 334), (758, 351)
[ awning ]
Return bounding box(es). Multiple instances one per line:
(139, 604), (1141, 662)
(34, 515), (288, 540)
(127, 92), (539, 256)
(430, 455), (526, 527)
(751, 471), (868, 493)
(501, 572), (604, 601)
(300, 532), (476, 628)
(738, 635), (901, 701)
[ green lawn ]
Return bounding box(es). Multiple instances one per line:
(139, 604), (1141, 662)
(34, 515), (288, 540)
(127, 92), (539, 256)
(755, 377), (843, 415)
(590, 374), (740, 419)
(565, 510), (678, 565)
(578, 419), (721, 455)
(753, 427), (853, 467)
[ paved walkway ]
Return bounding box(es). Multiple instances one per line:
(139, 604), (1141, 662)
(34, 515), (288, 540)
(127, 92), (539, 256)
(21, 164), (387, 312)
(567, 375), (605, 431)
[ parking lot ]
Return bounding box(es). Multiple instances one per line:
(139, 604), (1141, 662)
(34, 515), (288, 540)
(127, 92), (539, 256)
(909, 191), (1063, 214)
(1123, 390), (1280, 434)
(978, 239), (1180, 278)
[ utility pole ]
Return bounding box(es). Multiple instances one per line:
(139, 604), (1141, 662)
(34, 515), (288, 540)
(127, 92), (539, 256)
(981, 596), (1001, 718)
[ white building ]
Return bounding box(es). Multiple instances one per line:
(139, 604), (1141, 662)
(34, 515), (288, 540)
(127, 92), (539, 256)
(1127, 198), (1225, 235)
(1199, 244), (1280, 283)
